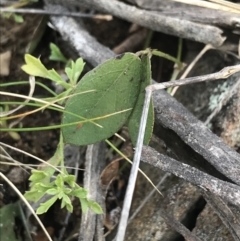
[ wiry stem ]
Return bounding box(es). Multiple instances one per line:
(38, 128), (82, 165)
(115, 89), (152, 241)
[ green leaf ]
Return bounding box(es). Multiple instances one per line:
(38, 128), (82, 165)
(62, 187), (72, 194)
(62, 193), (71, 205)
(29, 170), (48, 182)
(63, 175), (75, 187)
(88, 200), (103, 214)
(36, 195), (58, 215)
(128, 53), (154, 145)
(70, 187), (88, 199)
(34, 182), (55, 191)
(65, 203), (73, 212)
(21, 54), (49, 78)
(0, 203), (21, 241)
(55, 175), (64, 188)
(65, 58), (85, 85)
(80, 198), (89, 213)
(46, 188), (59, 195)
(62, 53), (142, 146)
(47, 69), (65, 83)
(49, 43), (68, 63)
(13, 14), (24, 23)
(24, 189), (45, 202)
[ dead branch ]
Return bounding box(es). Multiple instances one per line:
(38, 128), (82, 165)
(152, 87), (240, 185)
(126, 0), (240, 28)
(141, 146), (240, 207)
(45, 0), (225, 47)
(79, 142), (106, 241)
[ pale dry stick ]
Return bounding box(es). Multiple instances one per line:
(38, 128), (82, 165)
(0, 7), (113, 20)
(0, 172), (53, 241)
(115, 64), (240, 241)
(116, 89), (152, 241)
(171, 44), (213, 96)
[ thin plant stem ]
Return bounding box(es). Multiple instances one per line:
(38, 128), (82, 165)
(0, 81), (57, 96)
(115, 89), (152, 241)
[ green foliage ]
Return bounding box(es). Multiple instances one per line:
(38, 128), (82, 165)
(65, 58), (85, 85)
(21, 53), (85, 105)
(0, 203), (21, 241)
(127, 53), (154, 145)
(62, 53), (154, 146)
(49, 43), (68, 63)
(24, 136), (102, 215)
(20, 48), (180, 216)
(21, 54), (70, 89)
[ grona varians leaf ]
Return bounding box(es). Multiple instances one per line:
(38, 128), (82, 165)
(127, 53), (154, 146)
(62, 53), (142, 146)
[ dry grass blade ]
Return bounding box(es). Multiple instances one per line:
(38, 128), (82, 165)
(0, 76), (35, 117)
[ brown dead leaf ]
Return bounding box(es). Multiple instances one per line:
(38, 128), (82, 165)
(100, 159), (121, 187)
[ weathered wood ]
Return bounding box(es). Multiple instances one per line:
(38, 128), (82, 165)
(79, 142), (106, 241)
(127, 0), (240, 29)
(141, 146), (240, 207)
(45, 0), (225, 46)
(152, 87), (240, 185)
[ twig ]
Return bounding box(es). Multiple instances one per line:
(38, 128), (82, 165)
(113, 28), (148, 54)
(42, 5), (240, 241)
(147, 64), (240, 91)
(141, 146), (240, 207)
(0, 7), (113, 20)
(79, 142), (105, 241)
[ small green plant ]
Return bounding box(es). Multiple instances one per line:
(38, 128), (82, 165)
(19, 46), (103, 214)
(49, 43), (69, 64)
(24, 135), (102, 214)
